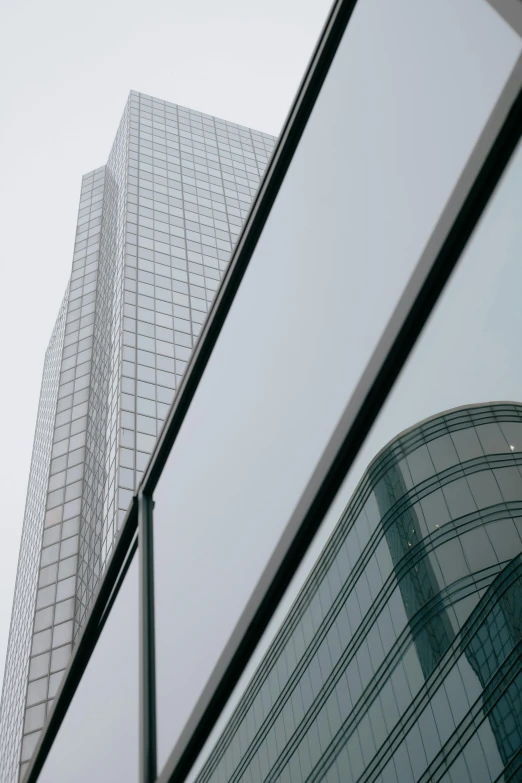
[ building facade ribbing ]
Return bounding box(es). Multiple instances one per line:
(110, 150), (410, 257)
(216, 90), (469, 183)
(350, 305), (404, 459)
(193, 403), (522, 783)
(0, 91), (275, 783)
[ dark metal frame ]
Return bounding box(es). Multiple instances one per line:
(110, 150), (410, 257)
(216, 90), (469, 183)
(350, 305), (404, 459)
(139, 492), (157, 783)
(21, 0), (522, 782)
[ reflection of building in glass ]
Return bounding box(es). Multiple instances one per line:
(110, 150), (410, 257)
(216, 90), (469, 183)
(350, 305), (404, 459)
(373, 452), (455, 679)
(465, 557), (522, 777)
(194, 403), (522, 783)
(0, 91), (276, 783)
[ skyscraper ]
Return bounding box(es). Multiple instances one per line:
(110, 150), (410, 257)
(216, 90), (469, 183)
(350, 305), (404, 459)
(0, 91), (276, 783)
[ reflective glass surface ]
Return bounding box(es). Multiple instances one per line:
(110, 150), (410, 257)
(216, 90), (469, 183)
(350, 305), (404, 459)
(333, 127), (522, 520)
(187, 91), (522, 783)
(153, 0), (521, 771)
(190, 404), (522, 783)
(36, 553), (138, 783)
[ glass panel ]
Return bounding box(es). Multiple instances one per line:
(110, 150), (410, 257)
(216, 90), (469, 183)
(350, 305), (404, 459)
(185, 128), (522, 783)
(331, 145), (522, 504)
(152, 0), (521, 771)
(36, 553), (138, 782)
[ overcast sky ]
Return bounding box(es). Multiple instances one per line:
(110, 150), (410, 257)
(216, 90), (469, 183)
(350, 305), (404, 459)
(0, 0), (332, 688)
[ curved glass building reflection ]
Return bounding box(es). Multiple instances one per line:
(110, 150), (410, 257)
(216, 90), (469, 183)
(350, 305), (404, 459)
(194, 402), (522, 783)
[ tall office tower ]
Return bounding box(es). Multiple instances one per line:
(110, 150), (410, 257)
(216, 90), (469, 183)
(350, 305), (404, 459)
(194, 403), (522, 783)
(0, 91), (276, 783)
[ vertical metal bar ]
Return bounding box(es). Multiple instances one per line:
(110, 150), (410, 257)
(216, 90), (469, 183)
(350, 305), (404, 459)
(139, 491), (157, 783)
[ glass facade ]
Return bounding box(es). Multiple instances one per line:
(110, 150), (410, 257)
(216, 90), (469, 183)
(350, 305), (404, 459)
(191, 403), (522, 783)
(0, 292), (69, 783)
(0, 92), (275, 783)
(150, 2), (521, 766)
(5, 2), (522, 783)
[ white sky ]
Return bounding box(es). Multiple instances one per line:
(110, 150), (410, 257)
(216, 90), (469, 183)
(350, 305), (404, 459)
(0, 0), (332, 689)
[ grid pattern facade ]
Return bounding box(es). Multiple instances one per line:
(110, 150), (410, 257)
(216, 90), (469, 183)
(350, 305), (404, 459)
(0, 291), (69, 783)
(116, 91), (275, 510)
(75, 105), (129, 635)
(194, 403), (522, 783)
(17, 168), (107, 778)
(0, 92), (275, 783)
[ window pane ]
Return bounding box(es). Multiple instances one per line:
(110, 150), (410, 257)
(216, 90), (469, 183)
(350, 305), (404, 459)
(335, 138), (522, 501)
(185, 128), (522, 783)
(36, 554), (138, 783)
(152, 0), (521, 772)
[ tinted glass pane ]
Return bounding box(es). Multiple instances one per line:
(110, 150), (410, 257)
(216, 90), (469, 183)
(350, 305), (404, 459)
(37, 554), (138, 782)
(152, 0), (521, 771)
(224, 107), (522, 783)
(337, 135), (522, 498)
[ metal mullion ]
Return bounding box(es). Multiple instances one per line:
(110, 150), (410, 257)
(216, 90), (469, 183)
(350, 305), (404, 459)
(139, 491), (157, 783)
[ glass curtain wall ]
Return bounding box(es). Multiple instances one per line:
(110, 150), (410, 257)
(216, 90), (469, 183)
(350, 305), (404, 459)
(151, 0), (522, 777)
(19, 2), (522, 783)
